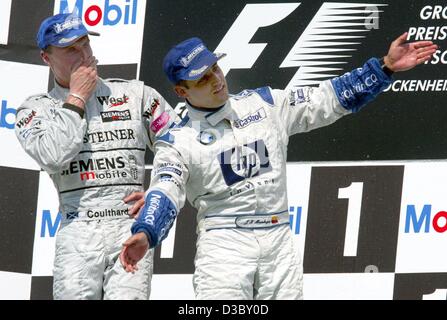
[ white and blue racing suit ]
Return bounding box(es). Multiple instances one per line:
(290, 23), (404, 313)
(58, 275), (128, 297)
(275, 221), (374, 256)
(133, 58), (394, 299)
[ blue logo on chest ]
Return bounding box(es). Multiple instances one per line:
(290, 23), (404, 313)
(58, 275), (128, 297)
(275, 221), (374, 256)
(218, 139), (272, 186)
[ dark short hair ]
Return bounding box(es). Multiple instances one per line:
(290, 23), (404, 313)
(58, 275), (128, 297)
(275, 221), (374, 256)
(176, 80), (189, 88)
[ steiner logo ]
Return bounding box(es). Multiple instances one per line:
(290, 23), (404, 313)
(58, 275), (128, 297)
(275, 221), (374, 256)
(59, 0), (138, 26)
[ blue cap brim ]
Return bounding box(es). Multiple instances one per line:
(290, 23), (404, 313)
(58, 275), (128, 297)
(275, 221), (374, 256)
(50, 30), (100, 48)
(179, 52), (226, 81)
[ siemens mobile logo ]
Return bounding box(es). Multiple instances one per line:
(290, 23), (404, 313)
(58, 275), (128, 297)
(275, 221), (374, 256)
(59, 0), (138, 26)
(0, 99), (16, 129)
(405, 205), (447, 233)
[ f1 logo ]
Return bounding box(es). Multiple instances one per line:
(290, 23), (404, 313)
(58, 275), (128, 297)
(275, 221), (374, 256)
(215, 2), (386, 89)
(215, 3), (301, 76)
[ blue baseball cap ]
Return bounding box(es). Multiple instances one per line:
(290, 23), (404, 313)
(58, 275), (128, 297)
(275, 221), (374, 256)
(36, 13), (99, 50)
(163, 37), (226, 84)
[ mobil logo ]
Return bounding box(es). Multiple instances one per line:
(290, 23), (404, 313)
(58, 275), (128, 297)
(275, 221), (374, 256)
(59, 0), (138, 26)
(40, 209), (62, 238)
(289, 205), (302, 235)
(0, 99), (16, 129)
(405, 204), (447, 233)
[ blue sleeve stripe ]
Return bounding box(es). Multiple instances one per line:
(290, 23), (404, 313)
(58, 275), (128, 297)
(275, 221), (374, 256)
(330, 57), (393, 113)
(131, 190), (178, 248)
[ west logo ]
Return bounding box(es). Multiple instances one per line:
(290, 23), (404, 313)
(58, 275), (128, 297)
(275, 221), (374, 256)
(143, 98), (160, 118)
(97, 94), (129, 107)
(16, 110), (36, 129)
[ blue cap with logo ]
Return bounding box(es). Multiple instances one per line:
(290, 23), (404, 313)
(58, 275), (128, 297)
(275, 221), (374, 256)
(163, 37), (226, 84)
(36, 13), (99, 50)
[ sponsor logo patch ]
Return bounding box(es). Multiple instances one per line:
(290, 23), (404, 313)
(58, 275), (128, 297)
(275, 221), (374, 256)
(16, 110), (36, 128)
(97, 94), (129, 108)
(150, 111), (170, 133)
(100, 110), (131, 122)
(197, 130), (216, 145)
(233, 108), (266, 129)
(289, 88), (307, 106)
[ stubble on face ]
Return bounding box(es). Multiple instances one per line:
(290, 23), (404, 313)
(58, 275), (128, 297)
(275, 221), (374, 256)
(184, 64), (229, 109)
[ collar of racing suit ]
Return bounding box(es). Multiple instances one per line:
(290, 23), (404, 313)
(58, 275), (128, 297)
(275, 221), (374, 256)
(185, 99), (234, 126)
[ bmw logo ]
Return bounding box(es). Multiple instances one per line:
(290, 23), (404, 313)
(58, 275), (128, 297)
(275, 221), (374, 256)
(197, 131), (216, 145)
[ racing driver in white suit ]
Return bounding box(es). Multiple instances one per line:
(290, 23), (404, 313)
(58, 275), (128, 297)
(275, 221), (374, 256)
(15, 13), (178, 299)
(120, 35), (437, 299)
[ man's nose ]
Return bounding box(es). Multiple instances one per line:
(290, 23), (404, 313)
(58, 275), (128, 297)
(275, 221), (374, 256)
(81, 48), (91, 60)
(210, 72), (221, 87)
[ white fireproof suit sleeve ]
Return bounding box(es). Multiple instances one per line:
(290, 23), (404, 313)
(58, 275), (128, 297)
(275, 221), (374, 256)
(141, 86), (179, 150)
(131, 138), (189, 248)
(270, 80), (349, 137)
(149, 140), (189, 213)
(270, 57), (393, 137)
(15, 94), (87, 174)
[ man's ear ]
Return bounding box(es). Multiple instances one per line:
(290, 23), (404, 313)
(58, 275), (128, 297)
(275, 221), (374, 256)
(40, 51), (50, 65)
(174, 85), (188, 98)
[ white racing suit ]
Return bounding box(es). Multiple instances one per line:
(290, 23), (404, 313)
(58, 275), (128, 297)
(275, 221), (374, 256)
(15, 78), (177, 299)
(133, 58), (394, 299)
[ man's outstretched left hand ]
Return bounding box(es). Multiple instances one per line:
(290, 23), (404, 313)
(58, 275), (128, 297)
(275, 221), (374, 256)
(384, 32), (438, 72)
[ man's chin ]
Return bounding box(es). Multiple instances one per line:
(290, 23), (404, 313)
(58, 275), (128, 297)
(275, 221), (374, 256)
(215, 91), (229, 103)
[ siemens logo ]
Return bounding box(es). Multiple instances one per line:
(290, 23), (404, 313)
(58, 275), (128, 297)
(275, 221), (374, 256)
(0, 99), (16, 129)
(405, 205), (447, 233)
(59, 0), (138, 26)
